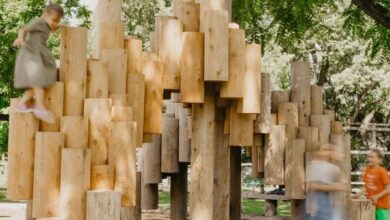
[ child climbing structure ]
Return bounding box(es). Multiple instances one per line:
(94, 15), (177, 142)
(6, 0), (376, 219)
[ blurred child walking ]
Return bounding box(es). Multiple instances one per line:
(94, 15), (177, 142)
(12, 3), (64, 123)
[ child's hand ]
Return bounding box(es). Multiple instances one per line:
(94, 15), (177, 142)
(12, 38), (25, 47)
(370, 194), (380, 205)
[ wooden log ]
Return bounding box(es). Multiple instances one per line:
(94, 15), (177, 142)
(230, 147), (241, 220)
(102, 49), (127, 94)
(271, 114), (278, 125)
(271, 91), (290, 114)
(142, 135), (162, 184)
(229, 102), (254, 146)
(332, 121), (344, 134)
(153, 16), (176, 55)
(220, 28), (245, 98)
(213, 114), (230, 219)
(310, 85), (323, 115)
(26, 200), (33, 220)
(60, 27), (87, 116)
(176, 2), (200, 32)
(264, 200), (277, 217)
(204, 10), (229, 82)
(255, 73), (271, 133)
(224, 108), (230, 135)
(291, 61), (311, 126)
(121, 172), (142, 219)
(95, 0), (122, 23)
(181, 32), (204, 103)
(7, 100), (39, 200)
(298, 126), (319, 152)
(161, 116), (179, 173)
(264, 125), (285, 185)
(158, 18), (183, 90)
(350, 199), (375, 220)
(125, 37), (142, 75)
(278, 102), (298, 139)
(254, 134), (264, 173)
(127, 74), (145, 147)
(109, 121), (137, 206)
(190, 84), (216, 220)
(109, 94), (129, 106)
(285, 139), (305, 199)
(310, 115), (331, 145)
(141, 183), (158, 210)
(143, 60), (165, 134)
(198, 0), (227, 32)
(252, 146), (260, 177)
(111, 106), (132, 122)
(97, 22), (124, 56)
(324, 109), (335, 121)
(87, 59), (108, 98)
(90, 165), (114, 190)
(32, 132), (64, 218)
(84, 99), (111, 165)
(40, 82), (64, 131)
(238, 44), (261, 113)
(179, 108), (191, 162)
(60, 116), (88, 148)
(59, 149), (91, 220)
(143, 133), (154, 143)
(170, 163), (189, 220)
(86, 190), (121, 220)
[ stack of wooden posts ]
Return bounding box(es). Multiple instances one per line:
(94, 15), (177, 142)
(6, 0), (352, 220)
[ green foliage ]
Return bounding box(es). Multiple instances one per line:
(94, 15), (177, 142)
(0, 122), (8, 154)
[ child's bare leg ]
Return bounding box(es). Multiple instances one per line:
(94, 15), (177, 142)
(18, 89), (34, 105)
(32, 86), (54, 123)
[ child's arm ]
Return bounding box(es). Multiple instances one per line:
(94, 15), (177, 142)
(371, 183), (390, 204)
(12, 28), (27, 47)
(307, 182), (349, 192)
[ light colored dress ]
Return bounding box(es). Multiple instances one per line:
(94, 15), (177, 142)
(14, 17), (57, 89)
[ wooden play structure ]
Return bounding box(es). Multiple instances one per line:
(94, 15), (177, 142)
(6, 0), (376, 219)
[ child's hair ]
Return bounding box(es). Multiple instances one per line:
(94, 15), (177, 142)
(45, 3), (64, 17)
(371, 149), (384, 165)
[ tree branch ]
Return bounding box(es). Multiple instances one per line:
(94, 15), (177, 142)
(352, 0), (390, 28)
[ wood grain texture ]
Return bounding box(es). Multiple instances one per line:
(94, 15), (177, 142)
(40, 82), (64, 131)
(310, 85), (323, 115)
(125, 37), (142, 75)
(291, 61), (311, 126)
(264, 125), (285, 185)
(271, 91), (290, 114)
(90, 165), (114, 190)
(143, 135), (162, 184)
(87, 59), (108, 98)
(255, 73), (271, 133)
(278, 102), (298, 140)
(310, 114), (331, 145)
(229, 102), (254, 146)
(285, 139), (305, 199)
(176, 2), (200, 31)
(102, 49), (127, 94)
(127, 73), (145, 147)
(60, 116), (88, 148)
(161, 116), (179, 173)
(86, 190), (121, 220)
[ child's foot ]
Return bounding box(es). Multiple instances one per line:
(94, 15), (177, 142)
(33, 107), (55, 124)
(15, 103), (33, 113)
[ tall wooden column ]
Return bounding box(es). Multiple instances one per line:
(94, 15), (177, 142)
(229, 147), (241, 220)
(291, 61), (311, 126)
(171, 163), (189, 220)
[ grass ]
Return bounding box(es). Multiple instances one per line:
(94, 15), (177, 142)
(158, 191), (291, 216)
(0, 189), (7, 202)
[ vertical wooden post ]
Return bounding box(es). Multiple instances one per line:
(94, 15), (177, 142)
(181, 32), (204, 103)
(324, 109), (335, 121)
(33, 132), (64, 218)
(7, 100), (39, 200)
(158, 18), (183, 90)
(254, 134), (264, 173)
(251, 146), (260, 177)
(109, 93), (128, 106)
(143, 135), (162, 184)
(109, 121), (136, 206)
(86, 191), (121, 220)
(111, 106), (132, 122)
(41, 82), (64, 131)
(204, 10), (229, 82)
(60, 116), (88, 149)
(161, 115), (179, 173)
(179, 108), (192, 162)
(310, 115), (331, 145)
(127, 73), (145, 147)
(87, 59), (108, 98)
(298, 126), (319, 152)
(238, 44), (261, 113)
(97, 22), (125, 57)
(229, 147), (241, 220)
(60, 149), (91, 220)
(60, 27), (87, 116)
(255, 73), (271, 133)
(176, 2), (200, 32)
(310, 85), (323, 115)
(291, 61), (311, 126)
(198, 0), (227, 32)
(124, 172), (142, 219)
(220, 28), (245, 98)
(278, 102), (298, 139)
(102, 49), (127, 94)
(143, 60), (165, 134)
(264, 125), (286, 185)
(213, 112), (230, 219)
(84, 98), (111, 165)
(350, 199), (375, 220)
(125, 37), (142, 75)
(332, 121), (344, 134)
(90, 165), (114, 190)
(271, 91), (290, 113)
(285, 139), (305, 199)
(190, 84), (216, 220)
(170, 163), (189, 220)
(229, 102), (254, 146)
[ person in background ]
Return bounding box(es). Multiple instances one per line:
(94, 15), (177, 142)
(12, 3), (64, 123)
(353, 149), (390, 220)
(305, 143), (350, 220)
